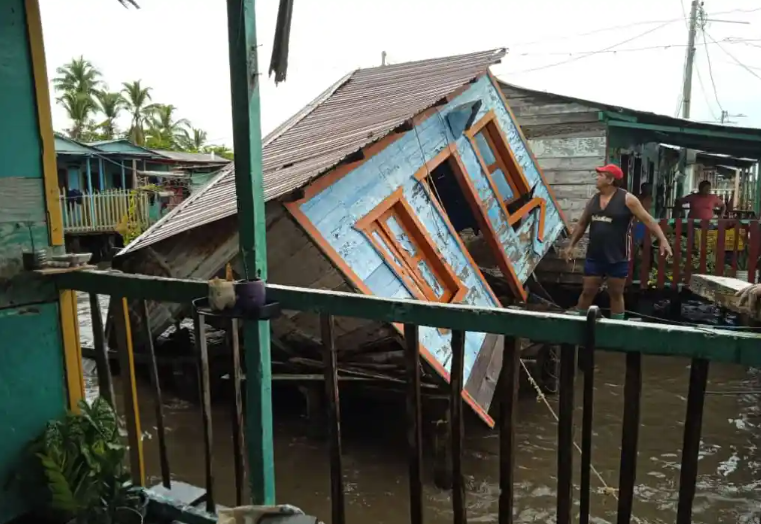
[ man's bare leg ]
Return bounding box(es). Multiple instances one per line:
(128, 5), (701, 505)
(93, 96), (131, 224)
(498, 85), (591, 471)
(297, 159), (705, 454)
(575, 276), (603, 313)
(607, 277), (627, 319)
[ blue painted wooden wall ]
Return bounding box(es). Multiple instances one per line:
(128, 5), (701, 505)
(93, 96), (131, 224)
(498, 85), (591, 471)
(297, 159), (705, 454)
(297, 74), (565, 384)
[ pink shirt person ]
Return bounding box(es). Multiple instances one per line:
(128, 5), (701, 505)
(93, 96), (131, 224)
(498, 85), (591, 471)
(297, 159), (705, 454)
(680, 181), (725, 220)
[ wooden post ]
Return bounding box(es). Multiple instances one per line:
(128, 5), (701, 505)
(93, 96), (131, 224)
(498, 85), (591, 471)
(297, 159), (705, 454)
(98, 157), (105, 190)
(450, 330), (467, 524)
(557, 343), (576, 524)
(404, 324), (423, 524)
(121, 160), (126, 189)
(497, 336), (520, 524)
(113, 297), (145, 486)
(226, 0), (275, 505)
(321, 314), (345, 524)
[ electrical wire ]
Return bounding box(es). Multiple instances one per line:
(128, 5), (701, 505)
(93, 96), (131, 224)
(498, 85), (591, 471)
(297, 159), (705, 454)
(505, 6), (761, 50)
(508, 20), (679, 75)
(701, 30), (724, 115)
(704, 29), (761, 83)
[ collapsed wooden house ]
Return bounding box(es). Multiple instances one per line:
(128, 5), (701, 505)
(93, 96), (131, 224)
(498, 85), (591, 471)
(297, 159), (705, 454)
(110, 49), (568, 426)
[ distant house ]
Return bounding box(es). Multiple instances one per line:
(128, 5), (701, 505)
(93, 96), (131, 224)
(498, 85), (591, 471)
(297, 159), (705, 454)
(498, 81), (761, 284)
(112, 49), (568, 426)
(54, 135), (229, 238)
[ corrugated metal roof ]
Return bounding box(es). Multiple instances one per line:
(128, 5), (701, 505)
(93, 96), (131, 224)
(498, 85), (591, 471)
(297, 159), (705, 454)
(119, 48), (506, 256)
(151, 150), (232, 164)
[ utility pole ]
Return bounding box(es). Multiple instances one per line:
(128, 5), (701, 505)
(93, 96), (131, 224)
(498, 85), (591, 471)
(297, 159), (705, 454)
(681, 0), (700, 119)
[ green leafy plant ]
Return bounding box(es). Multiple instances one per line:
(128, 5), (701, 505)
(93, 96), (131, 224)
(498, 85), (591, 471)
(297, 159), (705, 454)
(32, 397), (145, 524)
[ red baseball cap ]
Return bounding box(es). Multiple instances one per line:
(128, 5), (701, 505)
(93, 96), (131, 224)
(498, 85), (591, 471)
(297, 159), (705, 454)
(596, 164), (624, 180)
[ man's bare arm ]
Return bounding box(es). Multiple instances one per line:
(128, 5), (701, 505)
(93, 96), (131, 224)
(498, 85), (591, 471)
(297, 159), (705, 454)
(625, 193), (673, 256)
(561, 206), (591, 260)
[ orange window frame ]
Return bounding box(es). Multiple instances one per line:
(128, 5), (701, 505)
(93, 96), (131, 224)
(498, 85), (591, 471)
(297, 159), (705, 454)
(465, 110), (531, 208)
(355, 187), (468, 304)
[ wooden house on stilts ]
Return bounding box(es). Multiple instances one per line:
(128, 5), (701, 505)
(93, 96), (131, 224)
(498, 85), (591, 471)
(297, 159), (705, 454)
(111, 49), (568, 426)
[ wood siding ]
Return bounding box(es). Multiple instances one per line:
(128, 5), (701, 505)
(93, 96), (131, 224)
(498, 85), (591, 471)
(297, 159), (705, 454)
(500, 85), (608, 283)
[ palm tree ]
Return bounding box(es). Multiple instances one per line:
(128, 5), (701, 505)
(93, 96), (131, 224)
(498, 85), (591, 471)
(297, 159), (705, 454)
(53, 56), (102, 96)
(54, 57), (102, 140)
(122, 80), (153, 146)
(58, 91), (97, 140)
(94, 90), (125, 140)
(146, 104), (191, 150)
(183, 128), (208, 151)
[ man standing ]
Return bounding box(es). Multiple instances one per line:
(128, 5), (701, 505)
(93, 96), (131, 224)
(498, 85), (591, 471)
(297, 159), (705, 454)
(678, 180), (726, 219)
(563, 164), (673, 319)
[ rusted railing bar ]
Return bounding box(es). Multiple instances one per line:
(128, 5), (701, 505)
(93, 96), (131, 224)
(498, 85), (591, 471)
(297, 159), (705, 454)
(580, 307), (598, 524)
(450, 330), (467, 524)
(229, 318), (247, 506)
(699, 220), (709, 275)
(749, 221), (760, 284)
(685, 221), (695, 284)
(656, 220), (667, 289)
(716, 221), (726, 276)
(88, 293), (116, 411)
(673, 219), (682, 285)
(321, 314), (345, 524)
(403, 324), (424, 524)
(140, 300), (171, 489)
(616, 352), (642, 524)
(192, 311), (215, 513)
(640, 230), (651, 290)
(498, 336), (520, 524)
(557, 343), (575, 524)
(731, 221), (740, 277)
(676, 358), (710, 524)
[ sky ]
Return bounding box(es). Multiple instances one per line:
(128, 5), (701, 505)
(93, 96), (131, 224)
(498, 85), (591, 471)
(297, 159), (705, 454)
(39, 0), (761, 149)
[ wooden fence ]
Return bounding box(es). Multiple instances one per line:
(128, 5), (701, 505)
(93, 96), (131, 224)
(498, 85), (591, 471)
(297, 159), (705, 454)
(630, 218), (761, 288)
(59, 189), (151, 234)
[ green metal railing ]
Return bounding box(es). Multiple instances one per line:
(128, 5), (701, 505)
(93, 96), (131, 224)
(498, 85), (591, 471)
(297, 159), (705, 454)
(53, 269), (761, 524)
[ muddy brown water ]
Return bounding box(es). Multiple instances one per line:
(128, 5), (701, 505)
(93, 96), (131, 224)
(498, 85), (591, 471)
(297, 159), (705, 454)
(77, 293), (761, 523)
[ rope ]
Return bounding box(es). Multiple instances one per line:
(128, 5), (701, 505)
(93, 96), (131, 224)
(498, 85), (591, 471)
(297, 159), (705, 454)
(518, 358), (620, 500)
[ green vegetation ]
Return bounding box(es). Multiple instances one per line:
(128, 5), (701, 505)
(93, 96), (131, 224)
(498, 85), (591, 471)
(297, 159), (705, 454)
(53, 56), (233, 159)
(31, 397), (146, 523)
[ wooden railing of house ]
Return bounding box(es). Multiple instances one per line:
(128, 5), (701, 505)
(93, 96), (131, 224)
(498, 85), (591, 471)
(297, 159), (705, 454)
(630, 218), (761, 289)
(52, 270), (761, 524)
(59, 188), (151, 234)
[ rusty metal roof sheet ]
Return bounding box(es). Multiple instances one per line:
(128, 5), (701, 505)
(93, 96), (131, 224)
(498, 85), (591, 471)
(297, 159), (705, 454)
(119, 48), (506, 255)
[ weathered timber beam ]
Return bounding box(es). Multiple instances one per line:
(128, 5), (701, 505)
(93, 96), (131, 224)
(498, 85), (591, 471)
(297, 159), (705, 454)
(52, 270), (761, 366)
(689, 274), (761, 321)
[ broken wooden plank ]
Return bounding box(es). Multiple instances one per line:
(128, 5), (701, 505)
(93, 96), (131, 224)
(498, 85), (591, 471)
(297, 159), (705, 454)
(689, 274), (760, 321)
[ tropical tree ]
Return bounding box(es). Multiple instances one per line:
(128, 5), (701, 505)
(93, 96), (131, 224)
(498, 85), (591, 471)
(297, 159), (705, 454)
(94, 90), (125, 140)
(145, 104), (190, 150)
(121, 80), (153, 146)
(53, 57), (102, 140)
(181, 128), (208, 151)
(53, 56), (102, 96)
(58, 91), (97, 140)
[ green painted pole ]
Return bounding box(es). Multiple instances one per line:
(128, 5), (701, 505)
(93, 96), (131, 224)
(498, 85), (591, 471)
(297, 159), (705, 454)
(226, 0), (275, 504)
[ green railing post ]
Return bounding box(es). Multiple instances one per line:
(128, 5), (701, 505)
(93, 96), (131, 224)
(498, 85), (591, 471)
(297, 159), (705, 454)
(226, 0), (275, 505)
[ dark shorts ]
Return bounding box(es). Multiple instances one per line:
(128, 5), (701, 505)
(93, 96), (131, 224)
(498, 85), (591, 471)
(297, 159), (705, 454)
(584, 259), (629, 279)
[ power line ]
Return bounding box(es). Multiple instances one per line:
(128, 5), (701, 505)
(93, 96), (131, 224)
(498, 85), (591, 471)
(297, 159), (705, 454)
(700, 29), (724, 114)
(704, 29), (761, 83)
(505, 6), (761, 49)
(509, 20), (676, 75)
(512, 37), (761, 58)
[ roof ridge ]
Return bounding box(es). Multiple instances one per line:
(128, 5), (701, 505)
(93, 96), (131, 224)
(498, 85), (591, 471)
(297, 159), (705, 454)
(116, 163), (233, 256)
(262, 69), (357, 148)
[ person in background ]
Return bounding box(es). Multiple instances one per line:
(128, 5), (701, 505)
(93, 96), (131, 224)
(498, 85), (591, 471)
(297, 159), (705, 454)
(639, 182), (653, 212)
(562, 164), (672, 320)
(678, 180), (726, 219)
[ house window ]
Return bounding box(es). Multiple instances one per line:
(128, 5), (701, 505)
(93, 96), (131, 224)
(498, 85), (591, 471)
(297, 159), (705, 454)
(356, 188), (467, 303)
(466, 111), (530, 207)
